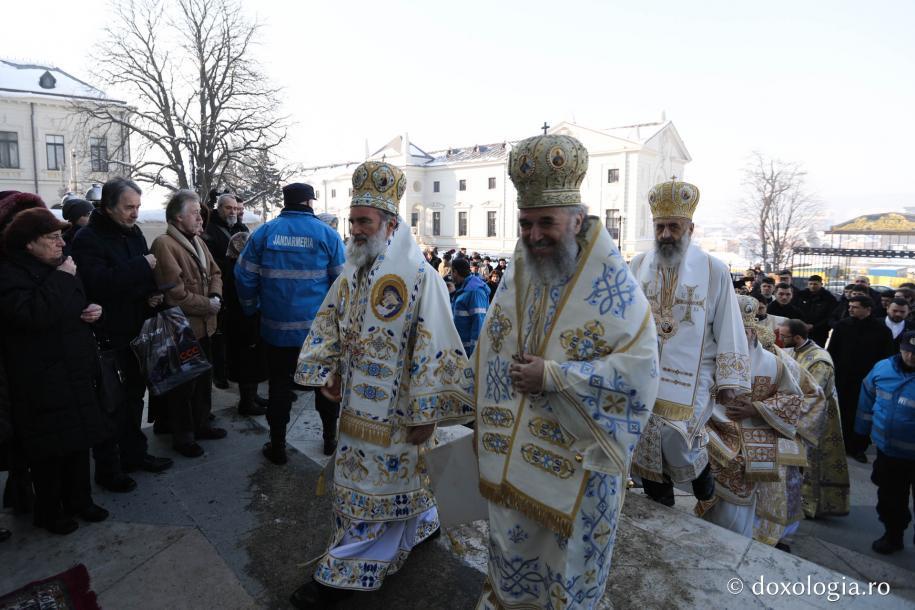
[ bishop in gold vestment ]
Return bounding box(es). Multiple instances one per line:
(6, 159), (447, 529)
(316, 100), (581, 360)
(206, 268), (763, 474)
(475, 134), (658, 610)
(631, 180), (750, 506)
(290, 162), (474, 608)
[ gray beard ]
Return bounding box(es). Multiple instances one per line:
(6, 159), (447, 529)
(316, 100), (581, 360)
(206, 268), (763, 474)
(654, 233), (691, 268)
(346, 229), (388, 270)
(522, 231), (579, 287)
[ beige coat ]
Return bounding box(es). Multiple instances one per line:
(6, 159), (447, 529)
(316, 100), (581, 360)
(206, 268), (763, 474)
(150, 225), (222, 338)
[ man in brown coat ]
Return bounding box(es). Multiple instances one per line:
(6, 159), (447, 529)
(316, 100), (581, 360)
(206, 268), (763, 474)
(150, 190), (225, 458)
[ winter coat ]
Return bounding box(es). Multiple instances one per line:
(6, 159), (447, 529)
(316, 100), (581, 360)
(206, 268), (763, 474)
(150, 227), (223, 339)
(71, 209), (159, 348)
(0, 351), (10, 445)
(451, 274), (490, 356)
(828, 316), (896, 416)
(796, 288), (838, 347)
(856, 355), (915, 460)
(234, 204), (344, 347)
(0, 253), (107, 460)
(202, 213), (249, 282)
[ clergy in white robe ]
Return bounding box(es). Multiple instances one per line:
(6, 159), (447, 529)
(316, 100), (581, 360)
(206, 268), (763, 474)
(290, 161), (475, 608)
(697, 295), (803, 538)
(630, 180), (750, 506)
(474, 134), (659, 610)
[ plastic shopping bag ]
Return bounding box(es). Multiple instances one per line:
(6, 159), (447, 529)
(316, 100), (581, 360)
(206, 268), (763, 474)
(131, 307), (212, 396)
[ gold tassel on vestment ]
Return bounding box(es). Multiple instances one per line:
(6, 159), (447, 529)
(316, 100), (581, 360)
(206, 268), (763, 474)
(745, 470), (782, 483)
(706, 437), (739, 467)
(340, 412), (392, 447)
(651, 399), (694, 421)
(479, 480), (574, 538)
(315, 471), (326, 497)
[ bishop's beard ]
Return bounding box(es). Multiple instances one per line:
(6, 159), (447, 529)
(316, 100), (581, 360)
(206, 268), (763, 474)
(654, 232), (691, 268)
(346, 228), (388, 270)
(522, 222), (579, 287)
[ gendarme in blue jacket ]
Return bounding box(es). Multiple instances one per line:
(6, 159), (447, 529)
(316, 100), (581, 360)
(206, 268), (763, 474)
(235, 204), (344, 347)
(451, 273), (489, 356)
(856, 355), (915, 460)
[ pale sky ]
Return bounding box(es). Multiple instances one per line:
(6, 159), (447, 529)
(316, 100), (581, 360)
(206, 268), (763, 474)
(4, 0), (914, 225)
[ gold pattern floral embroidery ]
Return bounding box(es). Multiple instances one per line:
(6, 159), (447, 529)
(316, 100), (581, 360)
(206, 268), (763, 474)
(717, 352), (750, 384)
(527, 417), (574, 449)
(374, 452), (411, 483)
(486, 304), (512, 352)
(481, 407), (515, 428)
(335, 446), (369, 482)
(559, 320), (612, 361)
(520, 443), (575, 479)
(482, 433), (511, 455)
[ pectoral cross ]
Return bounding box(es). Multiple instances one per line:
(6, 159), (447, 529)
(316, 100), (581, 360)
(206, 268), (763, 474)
(674, 285), (705, 325)
(541, 121), (550, 135)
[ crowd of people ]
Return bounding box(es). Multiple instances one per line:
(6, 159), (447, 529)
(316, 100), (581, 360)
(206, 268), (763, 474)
(0, 131), (913, 609)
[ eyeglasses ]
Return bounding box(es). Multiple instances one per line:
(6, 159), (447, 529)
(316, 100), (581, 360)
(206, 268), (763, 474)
(41, 233), (65, 243)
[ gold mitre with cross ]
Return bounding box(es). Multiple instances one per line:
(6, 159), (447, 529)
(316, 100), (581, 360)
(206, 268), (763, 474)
(648, 178), (700, 220)
(736, 294), (769, 338)
(350, 160), (406, 216)
(508, 134), (588, 209)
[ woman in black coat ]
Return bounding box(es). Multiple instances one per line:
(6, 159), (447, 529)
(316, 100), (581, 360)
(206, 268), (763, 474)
(0, 208), (110, 535)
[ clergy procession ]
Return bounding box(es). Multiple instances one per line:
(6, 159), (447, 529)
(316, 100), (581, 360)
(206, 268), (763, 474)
(1, 130), (914, 609)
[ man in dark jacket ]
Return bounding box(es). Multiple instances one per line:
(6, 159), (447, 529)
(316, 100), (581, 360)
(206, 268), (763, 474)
(71, 178), (173, 489)
(827, 296), (896, 462)
(796, 275), (838, 347)
(203, 193), (247, 389)
(767, 283), (804, 320)
(882, 298), (915, 352)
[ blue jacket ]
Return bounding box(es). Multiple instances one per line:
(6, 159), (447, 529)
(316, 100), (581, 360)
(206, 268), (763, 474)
(451, 274), (489, 356)
(856, 355), (915, 460)
(234, 207), (344, 347)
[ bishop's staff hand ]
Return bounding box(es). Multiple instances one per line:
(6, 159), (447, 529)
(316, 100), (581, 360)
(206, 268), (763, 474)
(509, 352), (545, 394)
(321, 373), (342, 402)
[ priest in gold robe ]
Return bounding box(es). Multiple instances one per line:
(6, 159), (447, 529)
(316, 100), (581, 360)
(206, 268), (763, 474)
(291, 161), (475, 608)
(697, 295), (804, 538)
(474, 134), (659, 610)
(631, 180), (751, 506)
(779, 318), (850, 518)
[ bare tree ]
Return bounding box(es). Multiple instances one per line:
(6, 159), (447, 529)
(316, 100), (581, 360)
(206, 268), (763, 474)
(739, 152), (821, 272)
(75, 0), (286, 199)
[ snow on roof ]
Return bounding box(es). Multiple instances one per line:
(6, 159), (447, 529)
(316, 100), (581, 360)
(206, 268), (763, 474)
(0, 59), (124, 103)
(600, 121), (667, 144)
(425, 142), (511, 166)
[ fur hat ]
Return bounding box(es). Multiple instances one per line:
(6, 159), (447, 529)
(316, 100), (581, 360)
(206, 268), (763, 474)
(0, 192), (46, 234)
(2, 207), (70, 252)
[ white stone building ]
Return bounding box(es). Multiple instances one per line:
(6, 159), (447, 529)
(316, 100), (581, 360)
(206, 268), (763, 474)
(0, 59), (129, 205)
(299, 120), (691, 257)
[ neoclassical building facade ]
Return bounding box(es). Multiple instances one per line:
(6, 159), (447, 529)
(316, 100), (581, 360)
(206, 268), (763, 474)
(299, 120), (690, 257)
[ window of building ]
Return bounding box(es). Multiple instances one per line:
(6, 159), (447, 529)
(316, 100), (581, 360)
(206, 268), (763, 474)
(331, 188), (336, 198)
(458, 211), (467, 236)
(607, 168), (620, 183)
(89, 137), (108, 172)
(433, 181), (440, 193)
(488, 177), (496, 189)
(458, 179), (466, 191)
(432, 211), (441, 236)
(46, 135), (65, 171)
(0, 131), (19, 169)
(605, 208), (621, 241)
(487, 211), (497, 237)
(411, 211), (419, 228)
